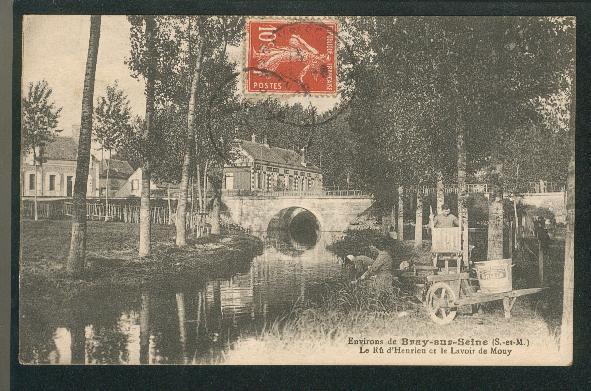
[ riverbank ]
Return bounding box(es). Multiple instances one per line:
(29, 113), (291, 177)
(224, 281), (562, 365)
(19, 220), (263, 293)
(222, 228), (566, 364)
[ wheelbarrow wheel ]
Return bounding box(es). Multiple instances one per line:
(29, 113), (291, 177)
(426, 282), (457, 325)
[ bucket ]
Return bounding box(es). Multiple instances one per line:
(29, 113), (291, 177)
(474, 259), (513, 293)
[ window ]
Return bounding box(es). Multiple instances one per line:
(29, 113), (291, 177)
(131, 179), (139, 190)
(29, 173), (35, 190)
(225, 173), (234, 190)
(284, 169), (290, 174)
(66, 176), (73, 197)
(49, 175), (56, 191)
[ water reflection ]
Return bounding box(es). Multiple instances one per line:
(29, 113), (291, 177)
(20, 231), (345, 364)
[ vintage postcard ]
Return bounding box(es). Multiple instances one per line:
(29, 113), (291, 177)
(17, 15), (574, 366)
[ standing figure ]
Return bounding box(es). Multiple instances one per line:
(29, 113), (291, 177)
(433, 203), (459, 228)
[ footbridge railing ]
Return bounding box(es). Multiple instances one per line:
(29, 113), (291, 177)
(222, 189), (371, 198)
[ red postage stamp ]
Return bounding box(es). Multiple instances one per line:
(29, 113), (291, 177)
(246, 19), (337, 94)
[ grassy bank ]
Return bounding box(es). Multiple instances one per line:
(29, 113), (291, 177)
(224, 281), (561, 365)
(19, 219), (263, 293)
(223, 229), (566, 364)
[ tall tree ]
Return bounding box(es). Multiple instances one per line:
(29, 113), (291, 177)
(176, 16), (204, 246)
(126, 16), (244, 245)
(66, 15), (101, 276)
(560, 133), (574, 358)
(560, 18), (576, 357)
(347, 17), (573, 253)
(127, 15), (164, 257)
(93, 80), (132, 219)
(139, 16), (157, 257)
(21, 80), (62, 220)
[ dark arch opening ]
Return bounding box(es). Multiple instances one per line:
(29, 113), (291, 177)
(288, 209), (320, 246)
(267, 207), (321, 254)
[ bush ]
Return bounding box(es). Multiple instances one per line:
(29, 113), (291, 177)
(327, 229), (401, 260)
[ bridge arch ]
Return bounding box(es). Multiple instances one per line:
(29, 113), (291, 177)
(222, 195), (373, 233)
(267, 206), (322, 247)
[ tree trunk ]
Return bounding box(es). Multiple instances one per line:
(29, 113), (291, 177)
(66, 15), (101, 276)
(457, 110), (469, 264)
(397, 185), (404, 240)
(203, 160), (209, 210)
(560, 151), (574, 358)
(196, 163), (203, 212)
(139, 168), (151, 257)
(104, 150), (110, 221)
(513, 197), (520, 249)
(414, 188), (423, 247)
(34, 160), (38, 221)
(139, 16), (157, 258)
(167, 183), (172, 224)
(560, 85), (575, 359)
(390, 204), (396, 238)
(210, 194), (221, 235)
(175, 18), (204, 246)
(436, 170), (445, 214)
(487, 162), (504, 260)
(190, 177), (194, 230)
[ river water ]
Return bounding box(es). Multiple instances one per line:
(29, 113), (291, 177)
(19, 230), (349, 365)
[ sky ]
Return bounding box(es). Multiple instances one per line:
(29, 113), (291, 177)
(22, 15), (340, 142)
(23, 15), (146, 138)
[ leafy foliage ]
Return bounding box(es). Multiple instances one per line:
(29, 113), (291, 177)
(21, 80), (63, 160)
(346, 16), (574, 205)
(93, 81), (132, 152)
(125, 16), (245, 185)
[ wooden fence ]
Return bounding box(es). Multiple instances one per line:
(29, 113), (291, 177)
(406, 181), (564, 195)
(22, 200), (66, 219)
(64, 202), (205, 227)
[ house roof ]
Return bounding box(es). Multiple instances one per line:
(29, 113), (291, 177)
(235, 140), (322, 173)
(42, 136), (78, 161)
(100, 159), (134, 179)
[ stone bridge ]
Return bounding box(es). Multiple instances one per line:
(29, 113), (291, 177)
(222, 194), (374, 233)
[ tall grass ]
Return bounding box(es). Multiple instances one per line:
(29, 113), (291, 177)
(224, 277), (560, 364)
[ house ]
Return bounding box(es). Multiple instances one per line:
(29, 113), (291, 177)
(98, 158), (135, 198)
(21, 136), (101, 199)
(223, 135), (323, 192)
(113, 168), (160, 198)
